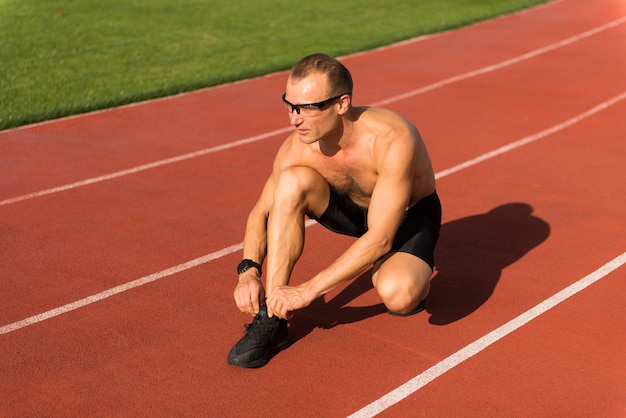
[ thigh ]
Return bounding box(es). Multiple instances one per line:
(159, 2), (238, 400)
(389, 192), (442, 269)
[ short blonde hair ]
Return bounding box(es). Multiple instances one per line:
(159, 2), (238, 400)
(290, 53), (353, 97)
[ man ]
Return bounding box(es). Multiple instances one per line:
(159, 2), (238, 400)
(227, 53), (441, 368)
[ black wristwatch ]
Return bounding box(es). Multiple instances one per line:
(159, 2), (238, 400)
(237, 259), (262, 277)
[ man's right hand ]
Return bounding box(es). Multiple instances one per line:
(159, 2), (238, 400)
(234, 272), (265, 316)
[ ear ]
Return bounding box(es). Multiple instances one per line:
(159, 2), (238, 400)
(337, 94), (351, 115)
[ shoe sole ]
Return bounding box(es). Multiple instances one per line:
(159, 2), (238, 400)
(227, 338), (290, 369)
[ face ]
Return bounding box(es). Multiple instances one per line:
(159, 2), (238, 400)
(283, 72), (347, 144)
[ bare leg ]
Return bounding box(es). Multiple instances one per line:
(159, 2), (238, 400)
(372, 252), (432, 314)
(265, 166), (329, 295)
(227, 167), (331, 368)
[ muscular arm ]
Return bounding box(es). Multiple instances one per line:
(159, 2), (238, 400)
(267, 129), (417, 318)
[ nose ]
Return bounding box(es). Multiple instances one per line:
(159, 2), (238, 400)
(288, 109), (303, 126)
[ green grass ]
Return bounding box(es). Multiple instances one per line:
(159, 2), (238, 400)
(0, 0), (548, 130)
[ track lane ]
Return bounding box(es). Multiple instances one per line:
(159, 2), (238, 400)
(3, 8), (624, 326)
(1, 0), (625, 415)
(373, 256), (626, 417)
(2, 5), (623, 205)
(2, 91), (624, 331)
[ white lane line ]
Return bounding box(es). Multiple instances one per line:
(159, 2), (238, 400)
(348, 252), (626, 418)
(1, 16), (623, 208)
(0, 242), (240, 335)
(1, 91), (623, 335)
(371, 16), (626, 107)
(0, 127), (292, 207)
(435, 90), (626, 180)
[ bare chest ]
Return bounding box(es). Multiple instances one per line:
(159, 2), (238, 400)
(311, 152), (377, 204)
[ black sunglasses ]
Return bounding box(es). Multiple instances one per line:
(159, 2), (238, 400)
(282, 92), (350, 115)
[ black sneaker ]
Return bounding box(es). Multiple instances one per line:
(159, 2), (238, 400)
(226, 304), (289, 368)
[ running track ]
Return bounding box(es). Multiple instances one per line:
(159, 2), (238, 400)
(1, 0), (625, 415)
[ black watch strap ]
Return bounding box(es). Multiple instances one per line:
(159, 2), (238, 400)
(237, 259), (262, 277)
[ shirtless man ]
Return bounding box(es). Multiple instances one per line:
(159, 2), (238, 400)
(227, 53), (441, 368)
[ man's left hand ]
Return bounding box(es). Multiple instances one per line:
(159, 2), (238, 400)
(266, 285), (309, 319)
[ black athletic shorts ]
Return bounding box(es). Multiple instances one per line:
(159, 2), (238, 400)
(308, 187), (442, 268)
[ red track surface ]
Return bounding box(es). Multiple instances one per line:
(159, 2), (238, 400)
(1, 0), (625, 415)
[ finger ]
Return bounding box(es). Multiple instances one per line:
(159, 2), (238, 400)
(251, 285), (266, 314)
(266, 302), (274, 318)
(270, 299), (288, 320)
(251, 293), (260, 315)
(239, 299), (253, 315)
(234, 292), (247, 313)
(278, 304), (289, 319)
(237, 295), (255, 316)
(256, 289), (266, 315)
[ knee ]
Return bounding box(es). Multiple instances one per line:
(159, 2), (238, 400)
(275, 167), (314, 199)
(375, 275), (429, 314)
(273, 167), (327, 212)
(377, 281), (414, 313)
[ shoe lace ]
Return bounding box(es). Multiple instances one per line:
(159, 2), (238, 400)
(243, 314), (276, 341)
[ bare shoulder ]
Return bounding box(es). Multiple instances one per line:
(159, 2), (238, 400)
(359, 107), (435, 201)
(356, 107), (421, 156)
(358, 107), (419, 141)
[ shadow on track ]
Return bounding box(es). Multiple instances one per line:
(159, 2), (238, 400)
(288, 202), (550, 344)
(427, 202), (550, 325)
